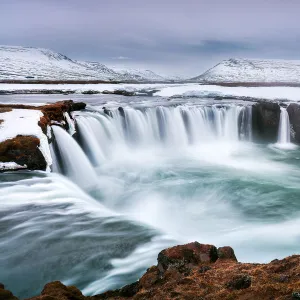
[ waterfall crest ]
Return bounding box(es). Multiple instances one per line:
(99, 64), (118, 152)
(74, 105), (252, 163)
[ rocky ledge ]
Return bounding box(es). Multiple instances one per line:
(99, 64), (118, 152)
(0, 100), (86, 171)
(2, 242), (300, 300)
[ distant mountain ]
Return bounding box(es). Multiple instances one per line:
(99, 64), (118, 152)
(192, 58), (300, 83)
(0, 46), (170, 82)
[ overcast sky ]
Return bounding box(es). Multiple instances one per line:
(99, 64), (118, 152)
(1, 0), (299, 77)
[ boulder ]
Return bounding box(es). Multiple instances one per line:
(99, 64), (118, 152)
(157, 242), (218, 273)
(0, 135), (47, 171)
(217, 246), (238, 262)
(28, 281), (84, 300)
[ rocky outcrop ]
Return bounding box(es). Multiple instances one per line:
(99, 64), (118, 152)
(0, 283), (18, 300)
(3, 242), (300, 300)
(0, 100), (86, 172)
(287, 103), (300, 143)
(252, 102), (281, 142)
(94, 242), (300, 299)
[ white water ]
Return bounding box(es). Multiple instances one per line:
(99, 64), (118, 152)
(52, 126), (98, 188)
(275, 106), (296, 150)
(74, 105), (253, 163)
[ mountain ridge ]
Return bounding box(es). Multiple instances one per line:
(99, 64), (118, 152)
(192, 58), (300, 83)
(0, 45), (171, 82)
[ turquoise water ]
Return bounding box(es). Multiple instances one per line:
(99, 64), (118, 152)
(1, 96), (300, 298)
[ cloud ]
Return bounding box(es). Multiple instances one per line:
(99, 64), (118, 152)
(111, 56), (131, 60)
(1, 0), (300, 76)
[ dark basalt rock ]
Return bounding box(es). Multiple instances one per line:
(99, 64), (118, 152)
(118, 107), (126, 118)
(102, 107), (112, 117)
(252, 102), (281, 142)
(102, 90), (135, 96)
(287, 103), (300, 143)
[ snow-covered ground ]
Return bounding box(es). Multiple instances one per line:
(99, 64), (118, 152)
(0, 109), (52, 170)
(154, 84), (300, 101)
(193, 58), (300, 83)
(0, 46), (169, 82)
(0, 83), (171, 94)
(1, 83), (300, 101)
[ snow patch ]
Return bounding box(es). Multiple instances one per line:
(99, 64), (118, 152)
(0, 162), (27, 171)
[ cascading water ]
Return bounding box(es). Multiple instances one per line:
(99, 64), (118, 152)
(74, 104), (253, 164)
(277, 107), (291, 144)
(51, 125), (98, 188)
(275, 107), (296, 150)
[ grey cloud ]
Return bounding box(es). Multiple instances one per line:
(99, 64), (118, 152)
(0, 0), (300, 76)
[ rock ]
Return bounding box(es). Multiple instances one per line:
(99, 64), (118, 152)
(252, 102), (281, 142)
(0, 135), (47, 171)
(7, 243), (300, 300)
(118, 281), (139, 297)
(102, 107), (112, 117)
(69, 102), (86, 111)
(102, 90), (135, 96)
(0, 100), (87, 172)
(293, 291), (300, 299)
(225, 274), (252, 290)
(28, 281), (84, 300)
(118, 107), (126, 118)
(0, 284), (19, 300)
(287, 103), (300, 143)
(217, 246), (237, 262)
(198, 265), (211, 273)
(157, 242), (218, 274)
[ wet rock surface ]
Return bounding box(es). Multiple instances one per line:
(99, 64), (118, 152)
(252, 102), (281, 142)
(287, 103), (300, 143)
(3, 242), (300, 300)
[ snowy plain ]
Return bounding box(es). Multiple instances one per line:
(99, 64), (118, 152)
(1, 83), (300, 101)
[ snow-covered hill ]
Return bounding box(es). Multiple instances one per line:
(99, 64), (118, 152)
(192, 58), (300, 83)
(0, 46), (168, 82)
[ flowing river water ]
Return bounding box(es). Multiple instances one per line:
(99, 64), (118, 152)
(1, 95), (300, 298)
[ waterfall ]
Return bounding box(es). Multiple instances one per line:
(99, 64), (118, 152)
(70, 105), (252, 165)
(277, 107), (291, 144)
(51, 126), (98, 188)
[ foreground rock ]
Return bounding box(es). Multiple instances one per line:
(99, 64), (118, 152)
(2, 242), (300, 300)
